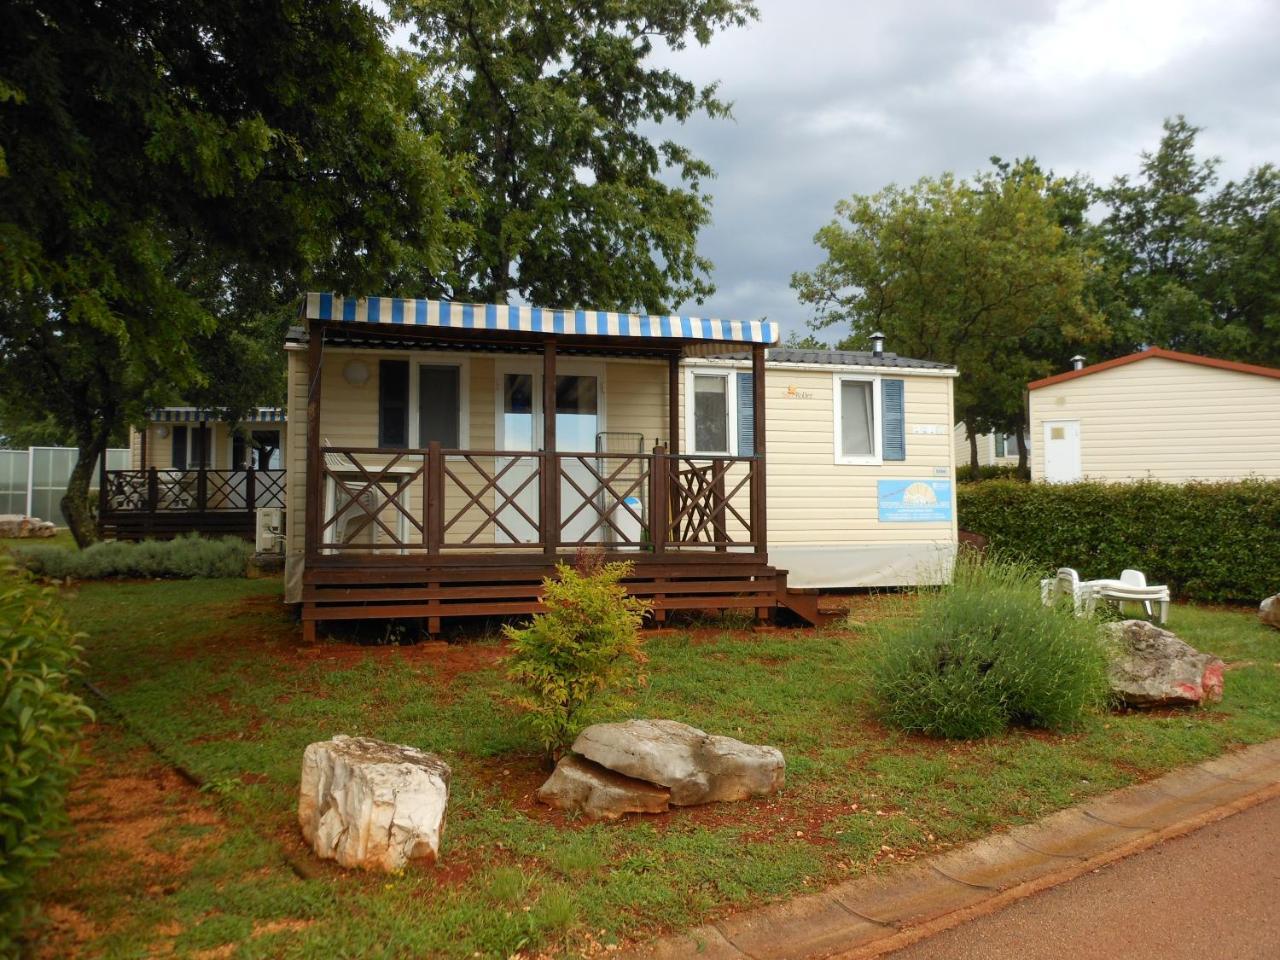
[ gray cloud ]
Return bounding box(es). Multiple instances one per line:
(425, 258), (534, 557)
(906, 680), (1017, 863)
(651, 0), (1280, 338)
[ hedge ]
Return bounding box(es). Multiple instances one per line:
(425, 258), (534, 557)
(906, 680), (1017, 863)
(12, 534), (250, 581)
(957, 479), (1280, 604)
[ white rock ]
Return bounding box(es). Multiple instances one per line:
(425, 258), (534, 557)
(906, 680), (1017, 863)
(536, 754), (671, 821)
(572, 719), (785, 806)
(298, 735), (450, 872)
(1261, 594), (1280, 631)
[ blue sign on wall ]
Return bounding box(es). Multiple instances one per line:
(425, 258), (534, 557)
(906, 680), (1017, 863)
(877, 479), (953, 522)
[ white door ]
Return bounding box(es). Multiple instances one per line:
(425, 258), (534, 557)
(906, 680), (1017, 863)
(494, 363), (604, 546)
(1043, 419), (1081, 483)
(496, 364), (541, 544)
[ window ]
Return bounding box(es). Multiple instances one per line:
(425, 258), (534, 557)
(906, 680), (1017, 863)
(378, 359), (409, 448)
(833, 375), (882, 464)
(418, 365), (460, 447)
(693, 374), (730, 453)
(233, 430), (281, 470)
(171, 426), (188, 470)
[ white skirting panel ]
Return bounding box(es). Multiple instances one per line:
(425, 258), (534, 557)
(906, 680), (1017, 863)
(769, 541), (956, 589)
(285, 552), (304, 604)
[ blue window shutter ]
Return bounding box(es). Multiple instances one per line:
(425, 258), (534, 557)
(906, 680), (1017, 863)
(736, 371), (755, 455)
(882, 379), (905, 461)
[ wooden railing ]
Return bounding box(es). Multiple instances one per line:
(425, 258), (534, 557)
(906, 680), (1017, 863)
(314, 444), (762, 557)
(101, 468), (286, 514)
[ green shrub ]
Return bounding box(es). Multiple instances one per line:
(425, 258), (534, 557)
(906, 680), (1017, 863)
(871, 556), (1110, 739)
(504, 552), (650, 759)
(955, 463), (1027, 483)
(958, 479), (1280, 603)
(13, 534), (250, 580)
(0, 560), (93, 949)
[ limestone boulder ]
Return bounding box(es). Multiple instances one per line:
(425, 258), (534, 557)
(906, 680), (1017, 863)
(1104, 620), (1225, 708)
(298, 735), (450, 872)
(572, 719), (785, 806)
(536, 754), (671, 821)
(0, 515), (57, 538)
(1260, 595), (1280, 631)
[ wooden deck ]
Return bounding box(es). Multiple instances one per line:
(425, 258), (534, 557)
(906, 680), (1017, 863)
(98, 467), (285, 541)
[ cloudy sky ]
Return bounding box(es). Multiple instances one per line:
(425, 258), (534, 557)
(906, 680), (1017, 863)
(648, 0), (1280, 338)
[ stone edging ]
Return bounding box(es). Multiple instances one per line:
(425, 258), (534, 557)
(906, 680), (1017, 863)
(622, 739), (1280, 960)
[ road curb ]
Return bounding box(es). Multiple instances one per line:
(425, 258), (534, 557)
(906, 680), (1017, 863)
(623, 739), (1280, 960)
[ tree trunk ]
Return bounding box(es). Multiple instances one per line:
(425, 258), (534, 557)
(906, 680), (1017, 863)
(1016, 420), (1030, 479)
(62, 426), (111, 548)
(967, 423), (980, 476)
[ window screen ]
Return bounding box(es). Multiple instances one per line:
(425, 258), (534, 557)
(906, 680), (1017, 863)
(840, 380), (874, 458)
(379, 360), (410, 448)
(417, 365), (460, 447)
(693, 375), (729, 452)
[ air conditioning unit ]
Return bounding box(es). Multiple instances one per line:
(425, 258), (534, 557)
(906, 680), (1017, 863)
(255, 507), (285, 553)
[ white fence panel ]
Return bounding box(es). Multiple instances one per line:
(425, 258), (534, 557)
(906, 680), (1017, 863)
(0, 446), (131, 527)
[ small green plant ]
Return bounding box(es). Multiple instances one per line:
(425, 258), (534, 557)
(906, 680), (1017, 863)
(0, 560), (94, 950)
(870, 555), (1110, 739)
(13, 534), (250, 580)
(504, 550), (650, 759)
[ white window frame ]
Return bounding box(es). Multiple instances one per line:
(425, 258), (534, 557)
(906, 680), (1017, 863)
(410, 353), (471, 449)
(685, 367), (737, 456)
(832, 373), (882, 466)
(492, 357), (607, 452)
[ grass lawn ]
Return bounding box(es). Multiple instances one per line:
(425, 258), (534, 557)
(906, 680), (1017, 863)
(30, 579), (1280, 958)
(1, 527), (78, 551)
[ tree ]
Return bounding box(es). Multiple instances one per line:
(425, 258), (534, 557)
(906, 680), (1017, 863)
(1095, 116), (1280, 365)
(391, 0), (757, 311)
(0, 0), (470, 544)
(792, 166), (1107, 474)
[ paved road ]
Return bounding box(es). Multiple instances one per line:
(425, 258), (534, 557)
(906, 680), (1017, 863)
(889, 795), (1280, 960)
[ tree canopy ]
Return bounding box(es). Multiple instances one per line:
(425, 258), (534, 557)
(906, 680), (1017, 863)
(0, 0), (469, 542)
(392, 0), (758, 311)
(792, 163), (1107, 469)
(1095, 116), (1280, 365)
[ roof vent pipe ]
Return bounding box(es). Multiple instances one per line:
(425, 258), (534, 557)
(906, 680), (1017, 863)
(1071, 354), (1086, 371)
(871, 331), (885, 357)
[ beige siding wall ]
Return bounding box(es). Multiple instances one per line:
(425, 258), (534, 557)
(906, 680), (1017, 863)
(765, 367), (956, 545)
(285, 349), (309, 573)
(133, 421), (288, 471)
(1029, 357), (1280, 482)
(679, 363), (957, 546)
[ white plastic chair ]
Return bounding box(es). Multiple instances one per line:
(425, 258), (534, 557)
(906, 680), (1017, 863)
(1040, 568), (1085, 614)
(1083, 568), (1171, 624)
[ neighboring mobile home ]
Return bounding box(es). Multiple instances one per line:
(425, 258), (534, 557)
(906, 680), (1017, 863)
(100, 407), (288, 540)
(952, 424), (1026, 469)
(283, 294), (958, 638)
(1028, 347), (1280, 483)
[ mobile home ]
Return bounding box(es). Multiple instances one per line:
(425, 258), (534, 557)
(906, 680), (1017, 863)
(1028, 347), (1280, 483)
(100, 407), (287, 540)
(283, 294), (958, 638)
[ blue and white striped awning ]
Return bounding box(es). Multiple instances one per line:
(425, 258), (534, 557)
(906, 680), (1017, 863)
(302, 292), (779, 346)
(149, 407), (286, 424)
